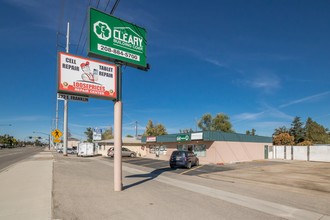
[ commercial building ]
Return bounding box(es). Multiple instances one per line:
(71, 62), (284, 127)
(142, 131), (272, 164)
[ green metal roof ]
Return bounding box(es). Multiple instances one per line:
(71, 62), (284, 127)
(142, 131), (272, 143)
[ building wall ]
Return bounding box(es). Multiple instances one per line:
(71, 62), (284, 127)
(98, 143), (146, 157)
(145, 141), (269, 164)
(68, 140), (80, 148)
(207, 141), (266, 164)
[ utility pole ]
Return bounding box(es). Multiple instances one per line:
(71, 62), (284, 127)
(135, 121), (138, 138)
(63, 22), (70, 156)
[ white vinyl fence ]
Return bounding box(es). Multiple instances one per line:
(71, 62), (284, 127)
(268, 145), (330, 162)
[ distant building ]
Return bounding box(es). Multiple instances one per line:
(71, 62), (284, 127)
(68, 138), (80, 149)
(96, 137), (143, 157)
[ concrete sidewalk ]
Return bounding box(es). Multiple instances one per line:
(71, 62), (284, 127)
(0, 150), (53, 220)
(1, 150), (330, 220)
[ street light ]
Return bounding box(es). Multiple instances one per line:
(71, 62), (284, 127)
(33, 131), (50, 150)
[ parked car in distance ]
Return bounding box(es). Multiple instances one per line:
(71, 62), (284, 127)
(169, 150), (199, 169)
(107, 147), (136, 157)
(66, 148), (74, 154)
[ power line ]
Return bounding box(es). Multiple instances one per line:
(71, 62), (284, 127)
(104, 0), (112, 12)
(75, 0), (92, 55)
(79, 0), (120, 56)
(110, 0), (120, 15)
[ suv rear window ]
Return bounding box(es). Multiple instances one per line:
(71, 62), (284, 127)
(172, 151), (186, 157)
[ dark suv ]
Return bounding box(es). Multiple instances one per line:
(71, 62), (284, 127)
(169, 150), (199, 169)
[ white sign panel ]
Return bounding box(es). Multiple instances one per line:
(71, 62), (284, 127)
(93, 128), (102, 141)
(191, 132), (203, 140)
(58, 52), (117, 100)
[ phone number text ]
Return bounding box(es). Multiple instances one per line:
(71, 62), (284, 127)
(97, 44), (140, 62)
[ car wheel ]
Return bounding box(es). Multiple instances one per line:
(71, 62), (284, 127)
(170, 165), (175, 169)
(130, 153), (135, 158)
(186, 162), (192, 169)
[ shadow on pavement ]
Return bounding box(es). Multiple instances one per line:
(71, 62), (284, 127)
(124, 167), (173, 190)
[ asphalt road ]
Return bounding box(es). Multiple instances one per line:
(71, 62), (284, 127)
(0, 146), (43, 171)
(52, 153), (330, 219)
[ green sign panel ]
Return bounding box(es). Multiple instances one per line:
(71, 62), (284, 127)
(88, 8), (148, 70)
(176, 134), (190, 142)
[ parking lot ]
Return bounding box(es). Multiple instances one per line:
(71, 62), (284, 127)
(105, 157), (330, 193)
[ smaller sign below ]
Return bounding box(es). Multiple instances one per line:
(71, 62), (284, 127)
(58, 93), (89, 102)
(53, 138), (61, 143)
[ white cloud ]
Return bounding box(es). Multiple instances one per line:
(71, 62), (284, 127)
(237, 72), (280, 91)
(280, 91), (330, 108)
(233, 112), (266, 122)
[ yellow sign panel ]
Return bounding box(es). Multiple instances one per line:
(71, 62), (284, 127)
(52, 129), (63, 139)
(53, 138), (61, 143)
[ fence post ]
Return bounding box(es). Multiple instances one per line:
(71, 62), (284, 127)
(307, 145), (310, 161)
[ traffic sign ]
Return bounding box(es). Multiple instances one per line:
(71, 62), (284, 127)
(53, 138), (61, 143)
(52, 129), (63, 139)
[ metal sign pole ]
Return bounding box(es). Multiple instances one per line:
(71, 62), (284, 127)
(114, 62), (123, 191)
(63, 22), (70, 156)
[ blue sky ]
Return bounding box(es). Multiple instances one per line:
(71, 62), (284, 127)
(1, 0), (330, 141)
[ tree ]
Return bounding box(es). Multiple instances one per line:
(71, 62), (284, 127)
(154, 124), (167, 135)
(212, 113), (234, 132)
(273, 126), (289, 137)
(198, 113), (212, 131)
(126, 134), (133, 138)
(102, 127), (114, 140)
(180, 128), (194, 133)
(84, 127), (93, 143)
(297, 140), (313, 146)
(246, 128), (256, 135)
(289, 116), (304, 144)
(273, 133), (294, 145)
(198, 113), (234, 132)
(0, 134), (16, 147)
(304, 117), (328, 144)
(143, 120), (168, 136)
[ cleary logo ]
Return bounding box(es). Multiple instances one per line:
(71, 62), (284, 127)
(113, 27), (143, 52)
(93, 21), (111, 40)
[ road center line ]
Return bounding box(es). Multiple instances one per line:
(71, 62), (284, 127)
(179, 165), (204, 175)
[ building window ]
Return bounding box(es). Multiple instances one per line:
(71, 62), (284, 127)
(194, 144), (206, 157)
(149, 145), (167, 155)
(177, 145), (188, 151)
(176, 144), (206, 157)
